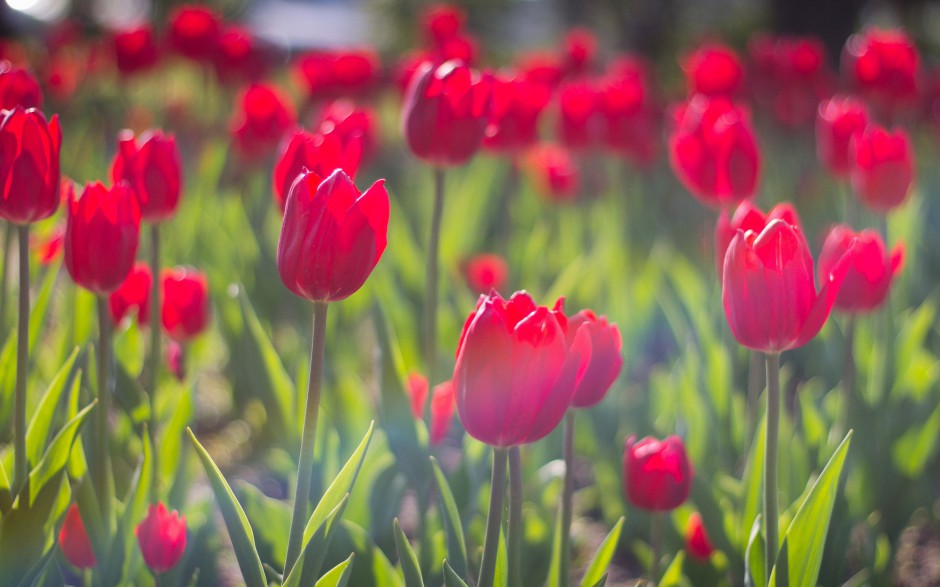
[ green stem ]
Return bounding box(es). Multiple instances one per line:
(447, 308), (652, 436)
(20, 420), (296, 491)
(841, 318), (856, 436)
(747, 350), (763, 447)
(0, 222), (12, 336)
(478, 447), (508, 587)
(12, 224), (28, 494)
(424, 168), (445, 393)
(284, 301), (329, 576)
(149, 223), (161, 499)
(508, 446), (523, 587)
(764, 352), (781, 577)
(650, 512), (663, 585)
(96, 295), (114, 529)
(560, 411), (575, 587)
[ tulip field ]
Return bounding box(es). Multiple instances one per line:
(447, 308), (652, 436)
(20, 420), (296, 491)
(2, 3), (940, 586)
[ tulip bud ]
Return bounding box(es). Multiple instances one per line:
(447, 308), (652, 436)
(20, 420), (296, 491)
(109, 262), (152, 326)
(272, 127), (362, 211)
(567, 310), (622, 409)
(59, 504), (96, 570)
(623, 435), (692, 511)
(161, 267), (210, 341)
(111, 129), (182, 222)
(682, 43), (744, 98)
(818, 225), (904, 313)
(850, 124), (915, 213)
(464, 253), (509, 294)
(168, 5), (221, 62)
(64, 182), (141, 295)
(685, 513), (716, 561)
(0, 60), (42, 109)
(136, 502), (187, 573)
(430, 380), (455, 444)
(277, 169), (389, 303)
(0, 107), (62, 225)
(816, 96), (869, 178)
(111, 25), (159, 75)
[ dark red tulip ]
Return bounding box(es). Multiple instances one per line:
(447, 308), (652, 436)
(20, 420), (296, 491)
(557, 80), (601, 150)
(109, 262), (152, 326)
(111, 129), (182, 222)
(314, 99), (378, 162)
(161, 267), (210, 341)
(749, 34), (832, 127)
(599, 64), (659, 166)
(818, 225), (904, 313)
(293, 49), (380, 100)
(136, 502), (187, 573)
(816, 96), (869, 178)
(430, 380), (456, 445)
(722, 214), (851, 353)
(686, 513), (716, 561)
(484, 73), (551, 153)
(464, 253), (509, 293)
(0, 108), (62, 225)
(277, 169), (389, 303)
(564, 28), (597, 76)
(272, 127), (362, 211)
(0, 60), (42, 109)
(402, 60), (493, 168)
(850, 124), (915, 213)
(516, 50), (565, 90)
(229, 83), (296, 162)
(567, 310), (622, 409)
(624, 435), (692, 511)
(682, 43), (744, 98)
(668, 96), (761, 208)
(843, 28), (919, 115)
(112, 25), (159, 75)
(64, 182), (141, 295)
(714, 200), (800, 274)
(421, 3), (466, 46)
(213, 25), (268, 84)
(59, 504), (96, 569)
(167, 4), (221, 62)
(525, 143), (580, 202)
(407, 372), (429, 420)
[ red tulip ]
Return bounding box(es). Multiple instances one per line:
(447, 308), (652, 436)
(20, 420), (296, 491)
(402, 60), (493, 168)
(842, 28), (919, 114)
(464, 253), (509, 293)
(816, 96), (869, 178)
(682, 43), (744, 98)
(161, 267), (210, 341)
(623, 435), (692, 511)
(563, 28), (597, 77)
(525, 143), (580, 202)
(421, 3), (466, 46)
(136, 502), (187, 573)
(749, 35), (832, 127)
(818, 225), (904, 313)
(64, 182), (141, 295)
(314, 99), (378, 162)
(686, 513), (716, 561)
(229, 83), (296, 162)
(430, 380), (456, 444)
(0, 60), (42, 109)
(453, 291), (590, 447)
(59, 504), (96, 569)
(43, 52), (83, 103)
(213, 25), (268, 84)
(0, 107), (61, 224)
(567, 310), (622, 408)
(109, 262), (152, 326)
(293, 49), (379, 101)
(272, 127), (363, 211)
(168, 5), (221, 62)
(516, 50), (565, 90)
(407, 372), (429, 420)
(112, 25), (159, 75)
(668, 96), (761, 208)
(111, 129), (182, 222)
(850, 124), (915, 213)
(599, 64), (659, 166)
(277, 169), (389, 303)
(484, 73), (551, 153)
(557, 80), (601, 150)
(722, 214), (851, 353)
(167, 340), (186, 381)
(714, 200), (800, 274)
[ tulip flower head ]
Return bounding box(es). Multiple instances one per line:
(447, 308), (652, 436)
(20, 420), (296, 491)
(714, 200), (801, 274)
(109, 262), (152, 326)
(314, 99), (378, 162)
(564, 28), (597, 77)
(623, 435), (692, 511)
(277, 169), (389, 303)
(0, 60), (42, 109)
(682, 42), (744, 98)
(464, 253), (509, 293)
(420, 3), (466, 47)
(112, 25), (159, 75)
(525, 142), (580, 202)
(161, 267), (210, 341)
(213, 25), (268, 84)
(818, 225), (904, 313)
(0, 107), (62, 225)
(686, 513), (716, 561)
(484, 73), (551, 153)
(599, 65), (659, 166)
(136, 502), (187, 574)
(816, 96), (869, 178)
(168, 4), (222, 62)
(111, 129), (182, 222)
(59, 504), (96, 570)
(850, 124), (915, 213)
(557, 80), (601, 150)
(843, 28), (919, 114)
(567, 310), (622, 408)
(229, 83), (296, 162)
(749, 35), (831, 128)
(293, 49), (380, 100)
(272, 127), (363, 211)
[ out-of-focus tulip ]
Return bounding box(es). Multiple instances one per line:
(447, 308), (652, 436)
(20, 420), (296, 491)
(111, 129), (182, 222)
(516, 50), (565, 90)
(714, 200), (800, 274)
(749, 34), (832, 127)
(722, 214), (851, 353)
(623, 435), (692, 511)
(112, 25), (159, 75)
(136, 502), (187, 574)
(464, 253), (509, 293)
(430, 380), (456, 444)
(453, 291), (590, 447)
(816, 96), (869, 178)
(599, 63), (659, 166)
(277, 169), (389, 303)
(402, 60), (492, 167)
(161, 267), (210, 341)
(109, 262), (152, 326)
(59, 504), (96, 569)
(33, 224), (65, 265)
(567, 310), (622, 408)
(850, 124), (915, 213)
(686, 513), (716, 561)
(682, 43), (744, 98)
(0, 61), (42, 109)
(167, 340), (185, 381)
(294, 49), (380, 100)
(0, 108), (61, 225)
(167, 5), (221, 62)
(43, 51), (83, 103)
(229, 83), (296, 161)
(213, 25), (268, 84)
(557, 80), (600, 149)
(819, 225), (904, 313)
(421, 3), (466, 46)
(525, 143), (580, 202)
(564, 28), (597, 77)
(314, 99), (378, 161)
(668, 96), (760, 208)
(64, 182), (141, 295)
(842, 28), (919, 114)
(272, 127), (362, 211)
(484, 73), (551, 153)
(407, 372), (429, 420)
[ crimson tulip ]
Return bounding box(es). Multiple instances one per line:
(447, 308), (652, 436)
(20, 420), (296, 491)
(109, 262), (152, 326)
(314, 99), (378, 161)
(167, 5), (221, 62)
(229, 83), (296, 161)
(293, 49), (380, 100)
(850, 124), (915, 213)
(557, 80), (601, 150)
(430, 380), (456, 444)
(0, 61), (42, 109)
(111, 129), (182, 222)
(599, 64), (659, 166)
(686, 513), (716, 561)
(567, 310), (622, 408)
(136, 502), (187, 574)
(407, 372), (429, 420)
(563, 28), (597, 77)
(213, 25), (268, 84)
(714, 200), (800, 274)
(818, 224), (904, 313)
(464, 253), (509, 293)
(64, 182), (141, 295)
(0, 107), (62, 225)
(272, 127), (362, 211)
(59, 504), (96, 570)
(401, 60), (493, 167)
(420, 3), (465, 46)
(842, 28), (919, 114)
(112, 25), (159, 75)
(748, 35), (831, 128)
(525, 143), (580, 202)
(816, 96), (869, 178)
(484, 73), (551, 153)
(623, 435), (692, 511)
(161, 267), (210, 341)
(682, 43), (744, 98)
(277, 168), (389, 303)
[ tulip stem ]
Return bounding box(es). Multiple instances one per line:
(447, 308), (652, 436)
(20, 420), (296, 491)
(424, 167), (445, 394)
(841, 318), (856, 436)
(747, 350), (763, 447)
(764, 352), (781, 577)
(96, 295), (114, 529)
(0, 222), (12, 337)
(650, 512), (663, 585)
(285, 301), (329, 576)
(508, 446), (523, 587)
(560, 410), (575, 587)
(148, 223), (161, 499)
(12, 224), (29, 494)
(478, 447), (508, 587)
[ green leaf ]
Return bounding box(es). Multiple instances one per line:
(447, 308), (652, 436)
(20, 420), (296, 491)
(430, 456), (468, 579)
(317, 554), (356, 587)
(588, 577), (607, 587)
(284, 494), (350, 587)
(769, 432), (852, 587)
(28, 400), (95, 506)
(892, 402), (940, 477)
(394, 518), (424, 587)
(547, 506), (563, 587)
(188, 428), (267, 587)
(25, 348), (81, 466)
(493, 528), (508, 587)
(741, 417), (766, 551)
(579, 517), (624, 587)
(0, 471), (70, 585)
(443, 560), (470, 587)
(160, 386), (194, 484)
(0, 448), (10, 514)
(660, 551), (691, 587)
(236, 481), (291, 569)
(113, 320), (144, 377)
(745, 515), (765, 587)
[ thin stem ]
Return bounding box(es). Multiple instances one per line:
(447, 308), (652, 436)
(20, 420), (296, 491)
(284, 301), (329, 576)
(478, 447), (508, 587)
(747, 350), (763, 447)
(0, 222), (12, 336)
(650, 512), (663, 585)
(508, 446), (523, 587)
(764, 352), (781, 577)
(148, 223), (161, 499)
(96, 295), (114, 529)
(841, 318), (857, 436)
(560, 411), (575, 587)
(424, 168), (445, 394)
(12, 224), (29, 494)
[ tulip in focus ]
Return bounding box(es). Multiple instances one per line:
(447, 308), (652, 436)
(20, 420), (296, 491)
(0, 60), (42, 109)
(109, 262), (152, 326)
(111, 129), (182, 222)
(714, 200), (801, 274)
(850, 124), (915, 213)
(816, 96), (869, 178)
(567, 310), (622, 408)
(464, 253), (509, 293)
(59, 504), (96, 570)
(682, 43), (744, 98)
(136, 502), (187, 574)
(623, 435), (692, 511)
(686, 513), (716, 561)
(0, 107), (62, 225)
(819, 225), (904, 313)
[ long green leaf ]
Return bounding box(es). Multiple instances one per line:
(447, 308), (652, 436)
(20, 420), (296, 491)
(393, 519), (424, 587)
(188, 428), (267, 587)
(430, 456), (468, 579)
(28, 401), (95, 506)
(443, 560), (470, 587)
(317, 554), (355, 587)
(579, 517), (624, 587)
(494, 528), (508, 587)
(0, 471), (70, 586)
(547, 507), (563, 587)
(745, 515), (765, 587)
(283, 495), (350, 587)
(25, 348), (80, 465)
